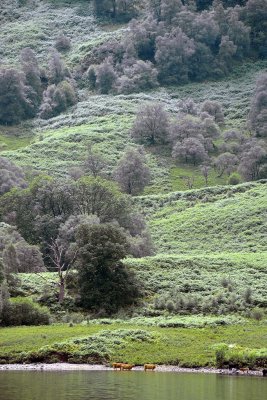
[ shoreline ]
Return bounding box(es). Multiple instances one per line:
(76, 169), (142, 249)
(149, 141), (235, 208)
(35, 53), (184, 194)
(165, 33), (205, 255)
(0, 364), (264, 376)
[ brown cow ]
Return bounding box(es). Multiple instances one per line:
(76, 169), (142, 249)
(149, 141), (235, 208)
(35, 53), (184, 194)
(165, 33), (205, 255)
(121, 364), (134, 370)
(239, 368), (249, 374)
(144, 364), (156, 371)
(112, 362), (123, 370)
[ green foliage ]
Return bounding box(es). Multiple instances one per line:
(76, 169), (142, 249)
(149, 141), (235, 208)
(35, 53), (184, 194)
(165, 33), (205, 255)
(0, 321), (266, 367)
(1, 297), (50, 326)
(214, 343), (267, 369)
(76, 223), (141, 314)
(127, 252), (267, 313)
(23, 329), (156, 363)
(139, 182), (267, 254)
(0, 1), (266, 369)
(228, 172), (241, 185)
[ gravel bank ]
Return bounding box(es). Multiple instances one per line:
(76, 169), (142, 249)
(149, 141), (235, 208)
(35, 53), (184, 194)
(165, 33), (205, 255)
(0, 364), (264, 376)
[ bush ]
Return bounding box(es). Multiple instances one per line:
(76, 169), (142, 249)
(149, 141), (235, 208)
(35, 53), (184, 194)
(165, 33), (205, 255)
(228, 172), (241, 185)
(55, 34), (71, 52)
(251, 308), (264, 321)
(215, 344), (228, 368)
(1, 297), (50, 326)
(39, 80), (76, 119)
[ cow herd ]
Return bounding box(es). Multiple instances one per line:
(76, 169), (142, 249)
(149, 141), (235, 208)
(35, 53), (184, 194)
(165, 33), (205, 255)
(112, 363), (156, 371)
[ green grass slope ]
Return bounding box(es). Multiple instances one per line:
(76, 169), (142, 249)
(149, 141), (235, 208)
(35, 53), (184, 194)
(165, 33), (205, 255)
(1, 1), (267, 194)
(138, 181), (267, 254)
(1, 60), (266, 194)
(0, 321), (266, 367)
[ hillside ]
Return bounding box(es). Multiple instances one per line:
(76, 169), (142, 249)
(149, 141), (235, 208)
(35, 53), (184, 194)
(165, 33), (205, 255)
(0, 0), (266, 369)
(0, 1), (267, 193)
(140, 181), (267, 254)
(16, 181), (267, 314)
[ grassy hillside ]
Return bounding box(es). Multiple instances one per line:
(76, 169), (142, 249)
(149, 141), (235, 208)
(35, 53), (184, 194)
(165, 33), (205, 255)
(0, 0), (122, 67)
(0, 321), (266, 367)
(0, 60), (266, 194)
(0, 1), (266, 368)
(139, 181), (267, 254)
(0, 1), (266, 193)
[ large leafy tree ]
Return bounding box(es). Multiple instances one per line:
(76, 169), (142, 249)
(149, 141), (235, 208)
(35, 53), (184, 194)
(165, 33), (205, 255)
(76, 223), (140, 314)
(131, 103), (169, 145)
(113, 147), (151, 195)
(155, 28), (195, 84)
(0, 68), (34, 124)
(0, 157), (27, 195)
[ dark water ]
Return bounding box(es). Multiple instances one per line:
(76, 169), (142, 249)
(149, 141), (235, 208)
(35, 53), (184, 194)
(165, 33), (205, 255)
(0, 371), (266, 400)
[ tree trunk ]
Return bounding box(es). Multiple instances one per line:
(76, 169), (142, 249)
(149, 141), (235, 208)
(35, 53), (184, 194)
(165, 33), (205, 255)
(59, 277), (65, 303)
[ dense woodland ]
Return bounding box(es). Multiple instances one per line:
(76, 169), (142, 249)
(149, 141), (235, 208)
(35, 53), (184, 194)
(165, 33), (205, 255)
(0, 0), (266, 354)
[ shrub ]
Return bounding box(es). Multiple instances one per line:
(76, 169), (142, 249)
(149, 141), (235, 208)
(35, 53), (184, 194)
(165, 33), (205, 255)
(39, 80), (76, 119)
(228, 172), (241, 185)
(251, 308), (264, 321)
(116, 60), (159, 94)
(55, 34), (71, 52)
(0, 68), (35, 124)
(215, 344), (228, 368)
(96, 59), (117, 94)
(86, 66), (97, 90)
(1, 297), (50, 326)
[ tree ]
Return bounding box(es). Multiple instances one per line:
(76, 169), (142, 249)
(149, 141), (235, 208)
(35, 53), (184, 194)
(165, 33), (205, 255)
(217, 35), (237, 75)
(20, 48), (42, 109)
(160, 0), (183, 24)
(155, 28), (195, 84)
(226, 9), (250, 60)
(0, 157), (27, 195)
(245, 0), (267, 57)
(172, 137), (208, 165)
(55, 34), (71, 52)
(214, 152), (238, 177)
(201, 100), (225, 125)
(183, 175), (195, 189)
(113, 147), (151, 194)
(0, 175), (150, 257)
(86, 66), (97, 90)
(48, 50), (70, 85)
(84, 145), (107, 178)
(238, 141), (267, 180)
(147, 0), (162, 20)
(127, 16), (159, 61)
(13, 242), (45, 273)
(96, 59), (117, 94)
(39, 80), (76, 119)
(200, 164), (211, 185)
(170, 116), (206, 143)
(74, 176), (130, 224)
(0, 259), (9, 319)
(131, 103), (169, 145)
(93, 0), (141, 21)
(116, 60), (159, 94)
(224, 129), (245, 143)
(2, 244), (20, 275)
(48, 214), (100, 303)
(248, 73), (267, 136)
(48, 238), (78, 303)
(0, 222), (45, 274)
(188, 42), (214, 81)
(76, 223), (140, 314)
(0, 68), (34, 124)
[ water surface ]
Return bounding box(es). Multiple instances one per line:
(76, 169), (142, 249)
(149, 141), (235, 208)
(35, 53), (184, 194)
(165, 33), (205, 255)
(0, 371), (266, 400)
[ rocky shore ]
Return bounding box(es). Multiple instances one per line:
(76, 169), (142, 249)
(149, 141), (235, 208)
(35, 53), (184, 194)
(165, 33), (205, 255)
(0, 364), (264, 376)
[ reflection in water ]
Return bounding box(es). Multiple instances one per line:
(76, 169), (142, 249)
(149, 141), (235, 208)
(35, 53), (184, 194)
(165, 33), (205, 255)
(0, 371), (266, 400)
